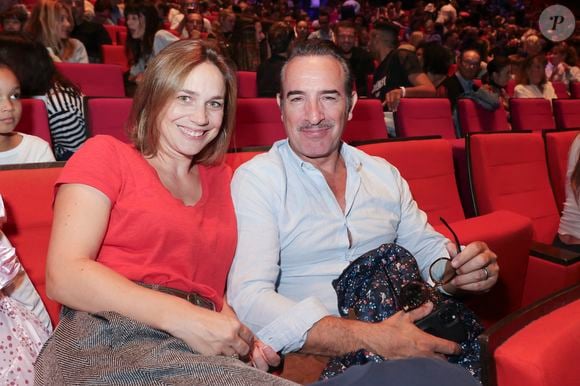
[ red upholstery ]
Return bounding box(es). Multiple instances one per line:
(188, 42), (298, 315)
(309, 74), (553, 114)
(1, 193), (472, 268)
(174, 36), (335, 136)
(15, 99), (52, 145)
(570, 82), (580, 99)
(494, 288), (580, 386)
(231, 98), (286, 149)
(468, 132), (559, 243)
(457, 99), (510, 135)
(510, 98), (556, 131)
(552, 81), (570, 99)
(553, 99), (580, 130)
(118, 30), (127, 46)
(225, 149), (266, 171)
(357, 138), (534, 326)
(236, 71), (258, 98)
(544, 129), (580, 212)
(103, 24), (118, 45)
(395, 98), (456, 139)
(55, 62), (125, 97)
(342, 99), (387, 143)
(506, 79), (516, 97)
(0, 163), (64, 325)
(86, 98), (133, 142)
(102, 44), (130, 73)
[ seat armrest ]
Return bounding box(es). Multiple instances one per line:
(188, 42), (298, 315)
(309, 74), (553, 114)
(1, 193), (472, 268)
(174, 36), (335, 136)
(529, 241), (580, 266)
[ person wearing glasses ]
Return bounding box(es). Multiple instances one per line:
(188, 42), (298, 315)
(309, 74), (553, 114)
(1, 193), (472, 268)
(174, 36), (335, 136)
(228, 39), (499, 382)
(440, 48), (482, 111)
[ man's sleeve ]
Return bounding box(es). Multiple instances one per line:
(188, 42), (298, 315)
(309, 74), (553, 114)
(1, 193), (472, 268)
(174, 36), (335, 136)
(227, 165), (331, 353)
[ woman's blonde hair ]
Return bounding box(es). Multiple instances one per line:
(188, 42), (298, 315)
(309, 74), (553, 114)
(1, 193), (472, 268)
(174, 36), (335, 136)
(25, 0), (74, 60)
(516, 54), (547, 89)
(129, 39), (237, 166)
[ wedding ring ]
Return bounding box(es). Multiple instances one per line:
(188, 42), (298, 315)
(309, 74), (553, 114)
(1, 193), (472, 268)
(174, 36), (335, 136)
(482, 266), (489, 281)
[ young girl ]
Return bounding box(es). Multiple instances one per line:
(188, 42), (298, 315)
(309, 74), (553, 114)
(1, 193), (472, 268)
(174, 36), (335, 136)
(0, 62), (55, 164)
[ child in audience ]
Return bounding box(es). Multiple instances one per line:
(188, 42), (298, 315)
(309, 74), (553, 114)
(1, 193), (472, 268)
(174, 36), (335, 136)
(482, 56), (511, 110)
(0, 195), (52, 384)
(0, 61), (55, 165)
(555, 134), (580, 253)
(513, 54), (557, 100)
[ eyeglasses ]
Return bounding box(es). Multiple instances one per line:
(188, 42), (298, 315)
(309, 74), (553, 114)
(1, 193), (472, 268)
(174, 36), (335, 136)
(461, 60), (480, 68)
(399, 217), (460, 312)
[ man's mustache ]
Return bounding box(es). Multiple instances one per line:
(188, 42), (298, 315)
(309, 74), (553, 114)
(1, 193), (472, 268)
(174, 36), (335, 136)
(298, 121), (334, 130)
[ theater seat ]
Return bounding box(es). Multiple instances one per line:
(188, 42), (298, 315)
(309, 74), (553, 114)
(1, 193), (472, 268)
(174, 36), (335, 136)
(0, 162), (65, 326)
(101, 44), (130, 73)
(510, 98), (555, 131)
(553, 99), (580, 130)
(570, 82), (580, 99)
(103, 24), (118, 45)
(342, 99), (387, 143)
(457, 99), (510, 135)
(544, 129), (580, 213)
(552, 81), (570, 99)
(55, 62), (125, 97)
(395, 98), (457, 139)
(479, 283), (580, 386)
(86, 98), (133, 142)
(225, 148), (268, 171)
(237, 71), (258, 98)
(16, 99), (52, 145)
(231, 98), (286, 149)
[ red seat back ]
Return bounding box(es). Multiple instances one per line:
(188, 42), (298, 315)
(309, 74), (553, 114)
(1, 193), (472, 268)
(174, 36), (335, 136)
(342, 99), (387, 143)
(570, 82), (580, 99)
(225, 149), (266, 171)
(357, 138), (465, 225)
(15, 99), (52, 145)
(544, 129), (580, 213)
(236, 71), (258, 98)
(510, 98), (556, 131)
(395, 98), (456, 139)
(0, 163), (65, 325)
(232, 98), (286, 149)
(552, 81), (570, 99)
(553, 99), (580, 130)
(101, 44), (130, 73)
(457, 99), (510, 135)
(506, 79), (516, 97)
(86, 98), (133, 142)
(103, 24), (118, 45)
(55, 62), (125, 97)
(468, 132), (560, 243)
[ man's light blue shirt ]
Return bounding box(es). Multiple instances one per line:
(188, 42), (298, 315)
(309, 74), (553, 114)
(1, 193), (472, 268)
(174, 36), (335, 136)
(228, 140), (449, 354)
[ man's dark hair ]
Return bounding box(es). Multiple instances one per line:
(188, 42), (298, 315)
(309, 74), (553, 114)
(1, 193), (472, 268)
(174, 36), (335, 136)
(336, 20), (355, 32)
(372, 21), (399, 48)
(268, 22), (293, 55)
(422, 42), (452, 75)
(281, 39), (355, 110)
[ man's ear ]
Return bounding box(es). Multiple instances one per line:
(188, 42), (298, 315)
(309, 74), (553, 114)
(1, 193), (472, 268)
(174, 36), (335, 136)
(347, 91), (358, 121)
(276, 93), (283, 122)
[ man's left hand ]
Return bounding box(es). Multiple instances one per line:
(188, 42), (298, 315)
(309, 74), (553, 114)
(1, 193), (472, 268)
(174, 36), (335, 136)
(444, 241), (498, 294)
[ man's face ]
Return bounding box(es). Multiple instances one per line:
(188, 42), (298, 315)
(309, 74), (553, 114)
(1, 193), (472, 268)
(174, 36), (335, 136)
(318, 15), (329, 32)
(296, 20), (309, 38)
(186, 13), (203, 33)
(2, 18), (22, 32)
(367, 30), (380, 58)
(336, 26), (356, 54)
(278, 55), (355, 163)
(458, 50), (481, 80)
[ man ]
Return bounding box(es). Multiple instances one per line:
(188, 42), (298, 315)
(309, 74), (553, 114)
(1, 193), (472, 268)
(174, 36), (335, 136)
(228, 39), (498, 364)
(257, 22), (293, 97)
(441, 48), (481, 110)
(308, 11), (335, 42)
(294, 19), (310, 43)
(368, 22), (435, 112)
(335, 21), (374, 97)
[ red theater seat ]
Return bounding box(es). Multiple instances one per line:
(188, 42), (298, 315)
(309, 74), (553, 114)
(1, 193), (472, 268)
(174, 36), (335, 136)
(0, 162), (65, 326)
(236, 71), (258, 98)
(55, 62), (125, 97)
(395, 98), (456, 139)
(225, 148), (267, 171)
(457, 99), (510, 135)
(86, 98), (133, 142)
(552, 81), (570, 99)
(15, 99), (52, 145)
(544, 129), (580, 213)
(570, 82), (580, 99)
(102, 44), (130, 73)
(479, 283), (580, 386)
(510, 98), (555, 131)
(231, 98), (286, 149)
(342, 99), (387, 143)
(103, 24), (118, 45)
(553, 99), (580, 130)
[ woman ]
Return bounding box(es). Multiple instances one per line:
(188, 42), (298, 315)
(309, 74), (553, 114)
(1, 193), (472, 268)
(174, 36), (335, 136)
(548, 44), (580, 86)
(0, 61), (55, 164)
(33, 39), (288, 385)
(25, 0), (89, 63)
(555, 134), (580, 253)
(124, 1), (177, 89)
(482, 56), (511, 109)
(513, 54), (557, 100)
(0, 33), (88, 161)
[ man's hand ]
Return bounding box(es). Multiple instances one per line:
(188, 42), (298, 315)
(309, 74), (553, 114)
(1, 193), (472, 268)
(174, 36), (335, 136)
(444, 241), (499, 293)
(383, 88), (403, 112)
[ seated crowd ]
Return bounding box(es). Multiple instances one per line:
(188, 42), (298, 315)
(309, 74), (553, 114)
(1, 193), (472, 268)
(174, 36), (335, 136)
(0, 0), (579, 384)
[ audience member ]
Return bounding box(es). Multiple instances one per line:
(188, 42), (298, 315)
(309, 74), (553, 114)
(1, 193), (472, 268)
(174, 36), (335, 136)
(257, 22), (292, 97)
(25, 0), (89, 63)
(547, 44), (580, 86)
(0, 33), (88, 161)
(229, 39), (498, 376)
(294, 19), (309, 43)
(369, 22), (435, 112)
(482, 56), (511, 109)
(514, 54), (557, 100)
(419, 41), (452, 91)
(68, 0), (113, 63)
(335, 21), (374, 97)
(556, 134), (580, 253)
(308, 11), (335, 42)
(0, 61), (55, 164)
(441, 48), (481, 110)
(0, 5), (28, 32)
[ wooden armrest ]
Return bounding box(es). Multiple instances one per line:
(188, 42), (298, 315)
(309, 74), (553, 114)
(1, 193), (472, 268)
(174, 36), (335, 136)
(529, 241), (580, 266)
